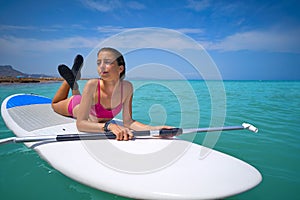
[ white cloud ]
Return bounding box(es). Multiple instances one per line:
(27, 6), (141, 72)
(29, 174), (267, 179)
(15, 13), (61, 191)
(0, 28), (208, 72)
(96, 26), (204, 35)
(204, 28), (300, 53)
(0, 24), (88, 33)
(176, 28), (204, 34)
(186, 0), (211, 11)
(0, 25), (36, 31)
(97, 26), (131, 33)
(1, 26), (299, 56)
(127, 1), (145, 10)
(96, 28), (204, 50)
(81, 0), (121, 12)
(81, 0), (145, 12)
(0, 36), (100, 53)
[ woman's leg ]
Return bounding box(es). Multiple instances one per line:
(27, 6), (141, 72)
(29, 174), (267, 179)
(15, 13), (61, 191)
(51, 80), (81, 116)
(52, 54), (83, 116)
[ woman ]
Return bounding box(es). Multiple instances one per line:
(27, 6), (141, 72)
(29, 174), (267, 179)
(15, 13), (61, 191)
(52, 47), (169, 141)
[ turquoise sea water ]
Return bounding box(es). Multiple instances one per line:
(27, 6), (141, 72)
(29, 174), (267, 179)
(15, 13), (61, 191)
(0, 80), (299, 199)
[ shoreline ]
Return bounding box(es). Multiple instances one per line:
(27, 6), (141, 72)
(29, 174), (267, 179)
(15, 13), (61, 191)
(0, 77), (64, 84)
(1, 77), (298, 84)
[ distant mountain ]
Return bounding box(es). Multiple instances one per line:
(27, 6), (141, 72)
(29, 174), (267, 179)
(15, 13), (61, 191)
(0, 65), (53, 78)
(0, 65), (24, 77)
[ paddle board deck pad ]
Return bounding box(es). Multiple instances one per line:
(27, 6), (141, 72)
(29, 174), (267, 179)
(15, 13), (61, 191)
(1, 94), (262, 199)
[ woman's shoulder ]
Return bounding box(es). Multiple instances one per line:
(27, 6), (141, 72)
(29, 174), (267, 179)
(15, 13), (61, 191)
(83, 79), (98, 91)
(122, 80), (133, 90)
(85, 79), (98, 86)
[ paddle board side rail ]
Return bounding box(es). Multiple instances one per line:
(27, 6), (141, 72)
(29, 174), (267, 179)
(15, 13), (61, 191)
(0, 123), (258, 145)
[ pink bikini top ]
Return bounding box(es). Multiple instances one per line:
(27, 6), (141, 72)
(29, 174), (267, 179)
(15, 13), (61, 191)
(90, 80), (123, 119)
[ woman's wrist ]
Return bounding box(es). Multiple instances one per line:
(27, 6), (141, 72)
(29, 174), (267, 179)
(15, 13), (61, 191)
(104, 121), (111, 132)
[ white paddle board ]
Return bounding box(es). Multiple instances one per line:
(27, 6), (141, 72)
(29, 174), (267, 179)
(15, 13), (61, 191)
(1, 94), (262, 199)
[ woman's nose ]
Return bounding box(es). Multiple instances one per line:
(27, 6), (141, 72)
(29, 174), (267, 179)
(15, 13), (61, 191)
(98, 62), (105, 69)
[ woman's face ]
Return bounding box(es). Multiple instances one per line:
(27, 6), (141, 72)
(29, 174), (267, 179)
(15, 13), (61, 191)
(97, 50), (124, 80)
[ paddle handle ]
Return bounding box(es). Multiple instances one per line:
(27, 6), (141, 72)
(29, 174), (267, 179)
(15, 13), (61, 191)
(57, 133), (115, 141)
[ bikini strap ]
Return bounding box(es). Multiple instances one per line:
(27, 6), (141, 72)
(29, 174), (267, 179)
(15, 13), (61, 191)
(97, 79), (101, 104)
(120, 81), (123, 102)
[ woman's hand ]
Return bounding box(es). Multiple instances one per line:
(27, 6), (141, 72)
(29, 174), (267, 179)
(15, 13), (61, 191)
(108, 123), (134, 141)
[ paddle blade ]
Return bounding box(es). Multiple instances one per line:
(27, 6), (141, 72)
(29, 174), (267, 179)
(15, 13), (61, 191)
(242, 123), (258, 133)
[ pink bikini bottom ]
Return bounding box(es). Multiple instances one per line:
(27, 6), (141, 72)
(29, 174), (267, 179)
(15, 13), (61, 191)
(68, 95), (82, 117)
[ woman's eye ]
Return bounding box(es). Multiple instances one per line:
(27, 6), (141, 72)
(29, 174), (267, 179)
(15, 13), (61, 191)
(97, 60), (113, 66)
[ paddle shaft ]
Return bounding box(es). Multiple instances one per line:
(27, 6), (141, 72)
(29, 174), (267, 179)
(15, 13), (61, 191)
(1, 129), (181, 144)
(52, 125), (249, 141)
(0, 123), (258, 145)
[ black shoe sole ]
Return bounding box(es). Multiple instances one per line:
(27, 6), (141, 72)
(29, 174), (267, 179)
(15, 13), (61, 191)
(58, 64), (77, 90)
(72, 54), (83, 80)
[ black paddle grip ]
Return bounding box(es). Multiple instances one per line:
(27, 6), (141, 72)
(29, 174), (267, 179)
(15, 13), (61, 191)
(56, 133), (116, 141)
(159, 128), (183, 137)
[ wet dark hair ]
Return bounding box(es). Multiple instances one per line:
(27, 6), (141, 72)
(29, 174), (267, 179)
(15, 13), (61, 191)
(97, 47), (125, 80)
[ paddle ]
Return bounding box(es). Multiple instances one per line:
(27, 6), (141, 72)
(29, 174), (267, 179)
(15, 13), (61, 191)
(0, 123), (258, 145)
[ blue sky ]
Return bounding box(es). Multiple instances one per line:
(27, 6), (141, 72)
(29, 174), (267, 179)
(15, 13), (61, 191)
(0, 0), (299, 80)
